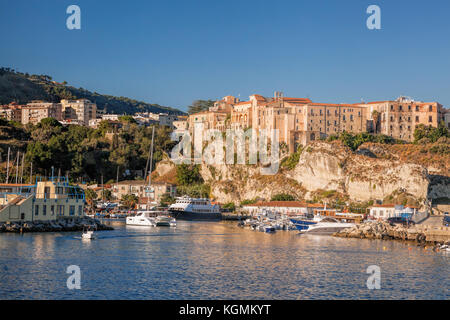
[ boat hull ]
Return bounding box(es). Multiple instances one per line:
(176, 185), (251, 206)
(169, 209), (222, 221)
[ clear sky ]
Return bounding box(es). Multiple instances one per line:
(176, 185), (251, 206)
(1, 0), (450, 111)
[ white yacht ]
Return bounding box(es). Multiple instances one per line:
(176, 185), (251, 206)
(154, 215), (176, 227)
(168, 197), (222, 221)
(126, 211), (157, 226)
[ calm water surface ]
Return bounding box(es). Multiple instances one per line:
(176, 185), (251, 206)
(0, 221), (448, 299)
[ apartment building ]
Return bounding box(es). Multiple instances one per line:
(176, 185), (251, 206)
(0, 103), (23, 122)
(61, 99), (97, 126)
(359, 97), (446, 141)
(21, 102), (62, 125)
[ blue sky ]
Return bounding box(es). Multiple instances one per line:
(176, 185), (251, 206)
(1, 0), (450, 111)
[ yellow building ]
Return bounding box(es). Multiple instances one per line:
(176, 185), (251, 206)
(0, 179), (85, 223)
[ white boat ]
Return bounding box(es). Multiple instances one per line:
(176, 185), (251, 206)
(168, 197), (222, 220)
(81, 229), (96, 240)
(298, 217), (355, 235)
(155, 215), (172, 227)
(126, 211), (157, 226)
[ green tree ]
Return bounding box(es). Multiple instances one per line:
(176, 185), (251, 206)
(271, 193), (296, 201)
(121, 194), (138, 208)
(85, 188), (98, 205)
(176, 164), (203, 185)
(187, 99), (215, 114)
(159, 193), (175, 207)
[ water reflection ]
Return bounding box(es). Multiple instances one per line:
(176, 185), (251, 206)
(0, 221), (448, 300)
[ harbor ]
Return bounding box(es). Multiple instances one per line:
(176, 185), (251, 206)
(0, 220), (449, 300)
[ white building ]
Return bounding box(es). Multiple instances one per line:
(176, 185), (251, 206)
(242, 201), (324, 216)
(368, 204), (419, 220)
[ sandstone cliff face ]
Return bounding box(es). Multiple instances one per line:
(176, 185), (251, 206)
(153, 141), (445, 205)
(287, 142), (429, 202)
(200, 164), (306, 204)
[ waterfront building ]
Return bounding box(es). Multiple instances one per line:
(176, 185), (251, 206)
(61, 99), (97, 126)
(242, 201), (324, 216)
(0, 178), (85, 223)
(21, 102), (62, 124)
(367, 204), (419, 220)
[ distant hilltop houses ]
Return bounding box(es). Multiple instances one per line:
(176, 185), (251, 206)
(0, 99), (186, 129)
(184, 92), (450, 153)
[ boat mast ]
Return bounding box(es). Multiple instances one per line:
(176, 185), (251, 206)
(15, 151), (19, 184)
(20, 153), (24, 184)
(5, 147), (10, 183)
(146, 126), (155, 210)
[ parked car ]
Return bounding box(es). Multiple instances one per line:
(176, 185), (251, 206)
(387, 217), (415, 226)
(443, 216), (450, 227)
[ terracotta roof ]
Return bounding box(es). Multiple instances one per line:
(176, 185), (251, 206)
(234, 101), (251, 106)
(246, 201), (324, 208)
(308, 103), (364, 107)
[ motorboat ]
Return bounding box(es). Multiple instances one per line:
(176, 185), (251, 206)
(291, 217), (355, 235)
(81, 228), (96, 240)
(154, 215), (172, 227)
(126, 211), (156, 226)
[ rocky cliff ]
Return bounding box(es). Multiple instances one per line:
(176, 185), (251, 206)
(153, 141), (448, 206)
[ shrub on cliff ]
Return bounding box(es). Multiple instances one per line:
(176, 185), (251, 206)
(327, 132), (396, 151)
(413, 123), (449, 144)
(271, 193), (296, 201)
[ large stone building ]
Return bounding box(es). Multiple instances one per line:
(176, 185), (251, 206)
(359, 96), (446, 141)
(61, 99), (97, 126)
(187, 93), (448, 154)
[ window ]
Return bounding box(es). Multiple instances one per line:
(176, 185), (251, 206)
(35, 205), (39, 216)
(429, 116), (432, 123)
(51, 205), (55, 216)
(415, 106), (419, 111)
(43, 205), (47, 216)
(390, 105), (394, 111)
(343, 115), (346, 121)
(429, 105), (433, 111)
(399, 105), (402, 111)
(78, 205), (83, 216)
(415, 116), (419, 122)
(408, 105), (411, 110)
(350, 115), (354, 121)
(69, 205), (75, 216)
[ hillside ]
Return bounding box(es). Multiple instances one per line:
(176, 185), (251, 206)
(0, 67), (185, 115)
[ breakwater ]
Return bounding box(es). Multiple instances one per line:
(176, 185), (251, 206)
(334, 221), (450, 245)
(0, 217), (113, 233)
